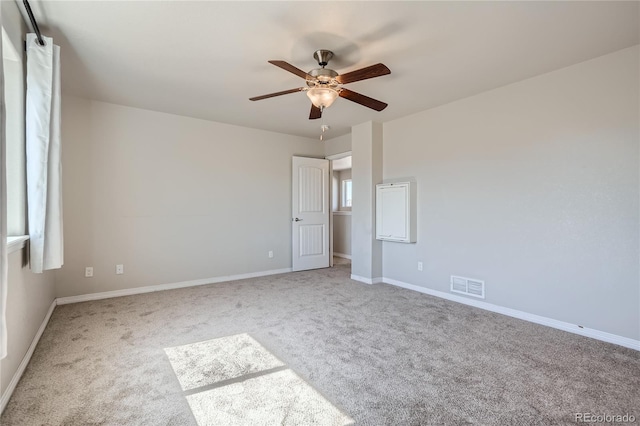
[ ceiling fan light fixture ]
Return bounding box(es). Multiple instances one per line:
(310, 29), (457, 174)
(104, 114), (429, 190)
(251, 52), (390, 119)
(306, 87), (339, 109)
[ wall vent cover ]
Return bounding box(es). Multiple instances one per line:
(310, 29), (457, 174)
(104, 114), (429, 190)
(450, 276), (485, 299)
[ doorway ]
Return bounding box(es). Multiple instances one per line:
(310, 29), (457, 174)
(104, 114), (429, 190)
(328, 153), (352, 269)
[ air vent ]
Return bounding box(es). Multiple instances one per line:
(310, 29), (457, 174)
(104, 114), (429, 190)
(450, 276), (485, 299)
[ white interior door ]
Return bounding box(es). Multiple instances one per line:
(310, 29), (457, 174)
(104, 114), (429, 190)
(292, 156), (330, 271)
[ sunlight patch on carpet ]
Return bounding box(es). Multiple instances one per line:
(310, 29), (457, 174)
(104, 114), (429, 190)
(164, 333), (284, 391)
(165, 334), (353, 426)
(186, 369), (353, 425)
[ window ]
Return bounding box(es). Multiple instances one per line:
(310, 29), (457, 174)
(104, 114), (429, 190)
(2, 26), (27, 237)
(341, 179), (352, 208)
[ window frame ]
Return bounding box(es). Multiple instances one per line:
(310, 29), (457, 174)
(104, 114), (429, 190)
(341, 179), (352, 209)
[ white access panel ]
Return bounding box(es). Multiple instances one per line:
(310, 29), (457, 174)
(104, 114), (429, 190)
(376, 181), (416, 243)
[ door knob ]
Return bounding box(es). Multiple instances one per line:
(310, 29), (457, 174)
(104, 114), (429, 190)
(294, 218), (303, 222)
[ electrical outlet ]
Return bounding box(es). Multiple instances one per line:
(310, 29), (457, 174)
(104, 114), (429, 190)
(417, 262), (423, 271)
(85, 267), (93, 277)
(116, 264), (124, 275)
(268, 251), (274, 258)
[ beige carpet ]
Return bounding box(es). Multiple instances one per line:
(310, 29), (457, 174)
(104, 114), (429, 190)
(2, 263), (638, 425)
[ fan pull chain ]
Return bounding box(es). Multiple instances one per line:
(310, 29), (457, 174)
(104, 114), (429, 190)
(320, 107), (329, 141)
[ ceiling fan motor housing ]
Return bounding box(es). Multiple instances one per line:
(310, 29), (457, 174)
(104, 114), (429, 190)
(306, 68), (339, 88)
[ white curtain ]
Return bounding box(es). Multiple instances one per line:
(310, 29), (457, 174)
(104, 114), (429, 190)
(1, 9), (9, 359)
(26, 33), (63, 273)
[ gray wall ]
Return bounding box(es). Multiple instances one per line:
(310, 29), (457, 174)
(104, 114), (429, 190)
(332, 171), (339, 211)
(352, 122), (383, 281)
(1, 250), (56, 397)
(1, 0), (56, 400)
(332, 214), (352, 257)
(382, 46), (639, 340)
(56, 97), (324, 297)
(324, 134), (351, 158)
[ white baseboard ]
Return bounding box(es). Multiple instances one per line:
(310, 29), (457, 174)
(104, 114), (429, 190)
(333, 253), (352, 260)
(1, 299), (57, 414)
(57, 268), (293, 305)
(350, 274), (383, 285)
(383, 277), (640, 351)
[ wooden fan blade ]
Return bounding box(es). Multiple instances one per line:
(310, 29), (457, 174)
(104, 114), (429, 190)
(309, 104), (322, 120)
(249, 87), (305, 101)
(335, 63), (390, 85)
(339, 88), (388, 111)
(268, 60), (311, 79)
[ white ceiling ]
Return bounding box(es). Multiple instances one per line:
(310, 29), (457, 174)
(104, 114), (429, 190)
(23, 1), (639, 139)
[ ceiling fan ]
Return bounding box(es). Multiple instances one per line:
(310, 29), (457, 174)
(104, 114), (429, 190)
(250, 49), (391, 120)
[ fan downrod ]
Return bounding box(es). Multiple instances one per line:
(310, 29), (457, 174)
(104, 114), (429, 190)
(313, 50), (334, 68)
